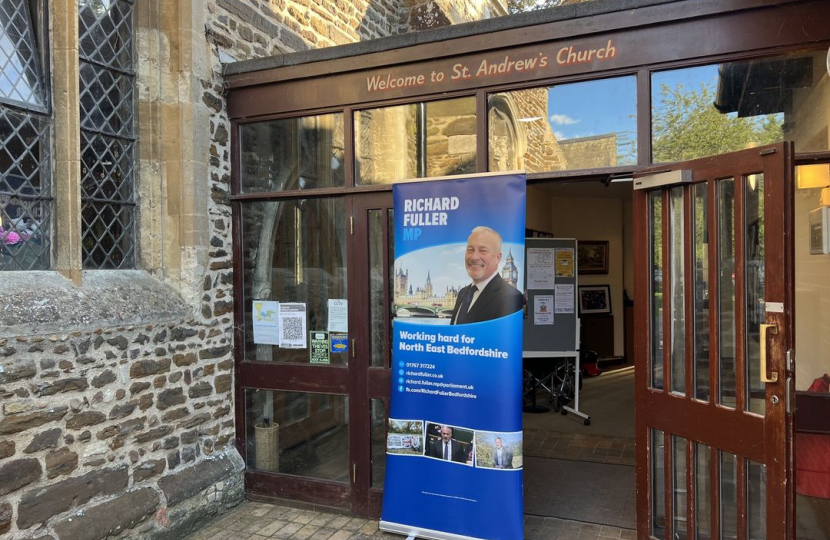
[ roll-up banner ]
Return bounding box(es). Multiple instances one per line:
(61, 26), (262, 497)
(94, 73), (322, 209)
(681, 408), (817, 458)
(380, 172), (526, 540)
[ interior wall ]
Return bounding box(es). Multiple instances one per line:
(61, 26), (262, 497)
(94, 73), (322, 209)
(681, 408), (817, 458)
(526, 184), (552, 232)
(547, 196), (626, 357)
(623, 198), (634, 298)
(794, 186), (830, 390)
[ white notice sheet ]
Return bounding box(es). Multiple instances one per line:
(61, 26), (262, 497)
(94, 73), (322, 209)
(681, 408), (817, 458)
(527, 248), (555, 289)
(279, 303), (307, 349)
(534, 295), (554, 325)
(327, 299), (348, 333)
(252, 300), (280, 345)
(555, 284), (575, 314)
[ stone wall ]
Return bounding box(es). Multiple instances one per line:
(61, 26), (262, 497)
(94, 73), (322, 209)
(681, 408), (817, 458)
(559, 133), (618, 169)
(0, 316), (242, 539)
(489, 88), (567, 172)
(0, 1), (531, 539)
(402, 0), (508, 31)
(206, 0), (402, 58)
(0, 0), (243, 537)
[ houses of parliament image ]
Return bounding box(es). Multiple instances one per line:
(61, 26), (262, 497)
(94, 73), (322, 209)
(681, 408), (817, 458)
(394, 250), (520, 318)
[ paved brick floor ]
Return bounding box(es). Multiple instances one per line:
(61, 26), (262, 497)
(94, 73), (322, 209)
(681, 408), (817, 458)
(188, 501), (634, 540)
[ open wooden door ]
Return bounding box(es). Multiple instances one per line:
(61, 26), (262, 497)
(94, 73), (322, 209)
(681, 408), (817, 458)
(633, 143), (795, 539)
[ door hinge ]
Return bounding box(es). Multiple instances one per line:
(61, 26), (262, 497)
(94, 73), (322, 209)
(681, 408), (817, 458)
(786, 349), (795, 372)
(352, 463), (357, 483)
(351, 339), (356, 358)
(350, 216), (354, 235)
(760, 148), (777, 156)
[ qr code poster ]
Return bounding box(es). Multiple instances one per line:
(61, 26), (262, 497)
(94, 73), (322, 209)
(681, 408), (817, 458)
(278, 303), (307, 349)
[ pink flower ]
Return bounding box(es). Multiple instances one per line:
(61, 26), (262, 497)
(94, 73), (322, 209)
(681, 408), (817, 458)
(3, 230), (22, 245)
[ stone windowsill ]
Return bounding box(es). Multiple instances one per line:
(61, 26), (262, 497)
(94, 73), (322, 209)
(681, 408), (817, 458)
(0, 270), (191, 338)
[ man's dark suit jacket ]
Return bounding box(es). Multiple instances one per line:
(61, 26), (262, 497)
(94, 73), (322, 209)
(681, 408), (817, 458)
(450, 273), (524, 325)
(428, 438), (467, 463)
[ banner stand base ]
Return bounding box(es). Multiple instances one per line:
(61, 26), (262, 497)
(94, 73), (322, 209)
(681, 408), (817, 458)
(379, 521), (483, 540)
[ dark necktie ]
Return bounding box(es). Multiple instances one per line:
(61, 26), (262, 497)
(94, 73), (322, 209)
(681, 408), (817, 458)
(443, 442), (449, 460)
(455, 286), (475, 324)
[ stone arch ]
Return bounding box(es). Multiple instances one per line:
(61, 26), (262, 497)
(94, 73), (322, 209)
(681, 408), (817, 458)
(487, 93), (526, 171)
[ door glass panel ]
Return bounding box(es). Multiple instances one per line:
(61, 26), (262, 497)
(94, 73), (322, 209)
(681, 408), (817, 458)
(696, 443), (712, 540)
(673, 436), (688, 539)
(747, 460), (767, 540)
(241, 198), (348, 364)
(371, 399), (386, 488)
(745, 174), (766, 415)
(694, 183), (711, 401)
(488, 76), (637, 172)
(369, 208), (385, 367)
(720, 451), (738, 540)
(355, 97), (476, 185)
(239, 113), (345, 193)
(652, 429), (666, 539)
(718, 179), (737, 408)
(245, 389), (349, 481)
(650, 191), (664, 390)
(388, 208), (395, 355)
(670, 186), (686, 395)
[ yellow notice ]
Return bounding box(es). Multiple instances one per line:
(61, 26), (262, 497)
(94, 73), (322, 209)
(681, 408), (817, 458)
(555, 248), (575, 277)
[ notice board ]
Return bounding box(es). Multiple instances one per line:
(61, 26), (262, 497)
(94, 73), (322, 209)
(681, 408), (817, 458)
(522, 238), (578, 357)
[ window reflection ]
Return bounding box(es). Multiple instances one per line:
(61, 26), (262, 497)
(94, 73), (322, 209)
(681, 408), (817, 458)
(371, 399), (386, 488)
(652, 49), (830, 162)
(0, 0), (45, 108)
(650, 191), (664, 390)
(240, 114), (345, 193)
(241, 198), (348, 364)
(355, 97), (476, 185)
(246, 389), (349, 481)
(489, 76), (637, 173)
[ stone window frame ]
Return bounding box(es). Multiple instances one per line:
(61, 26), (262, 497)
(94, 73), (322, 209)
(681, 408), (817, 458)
(50, 0), (209, 289)
(1, 0), (213, 333)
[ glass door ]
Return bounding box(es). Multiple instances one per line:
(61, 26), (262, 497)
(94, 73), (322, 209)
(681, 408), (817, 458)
(350, 192), (394, 517)
(633, 143), (794, 539)
(237, 196), (354, 507)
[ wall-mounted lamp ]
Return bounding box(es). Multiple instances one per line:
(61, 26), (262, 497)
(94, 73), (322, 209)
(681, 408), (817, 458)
(796, 164), (830, 190)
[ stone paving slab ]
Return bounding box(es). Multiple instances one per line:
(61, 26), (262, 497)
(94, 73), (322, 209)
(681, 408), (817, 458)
(523, 428), (636, 467)
(186, 501), (635, 540)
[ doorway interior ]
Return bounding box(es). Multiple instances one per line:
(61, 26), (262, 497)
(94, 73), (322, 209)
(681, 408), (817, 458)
(521, 177), (637, 530)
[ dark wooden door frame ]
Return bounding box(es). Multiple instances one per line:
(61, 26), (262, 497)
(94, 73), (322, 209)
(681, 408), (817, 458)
(232, 195), (356, 509)
(633, 143), (794, 539)
(350, 191), (394, 517)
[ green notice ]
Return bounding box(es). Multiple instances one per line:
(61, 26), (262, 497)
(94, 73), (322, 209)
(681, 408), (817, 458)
(310, 331), (330, 364)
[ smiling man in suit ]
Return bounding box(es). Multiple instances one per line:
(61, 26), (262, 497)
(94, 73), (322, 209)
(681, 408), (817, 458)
(451, 226), (524, 325)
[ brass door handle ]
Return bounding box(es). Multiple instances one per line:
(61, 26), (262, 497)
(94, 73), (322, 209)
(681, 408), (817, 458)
(760, 323), (778, 383)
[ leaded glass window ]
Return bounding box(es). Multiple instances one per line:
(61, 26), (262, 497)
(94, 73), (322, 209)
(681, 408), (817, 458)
(0, 0), (51, 271)
(79, 0), (135, 269)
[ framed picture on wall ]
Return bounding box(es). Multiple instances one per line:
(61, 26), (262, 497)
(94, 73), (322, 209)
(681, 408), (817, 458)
(578, 285), (612, 315)
(577, 240), (609, 275)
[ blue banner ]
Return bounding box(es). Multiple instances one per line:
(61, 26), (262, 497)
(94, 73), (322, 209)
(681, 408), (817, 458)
(380, 173), (526, 540)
